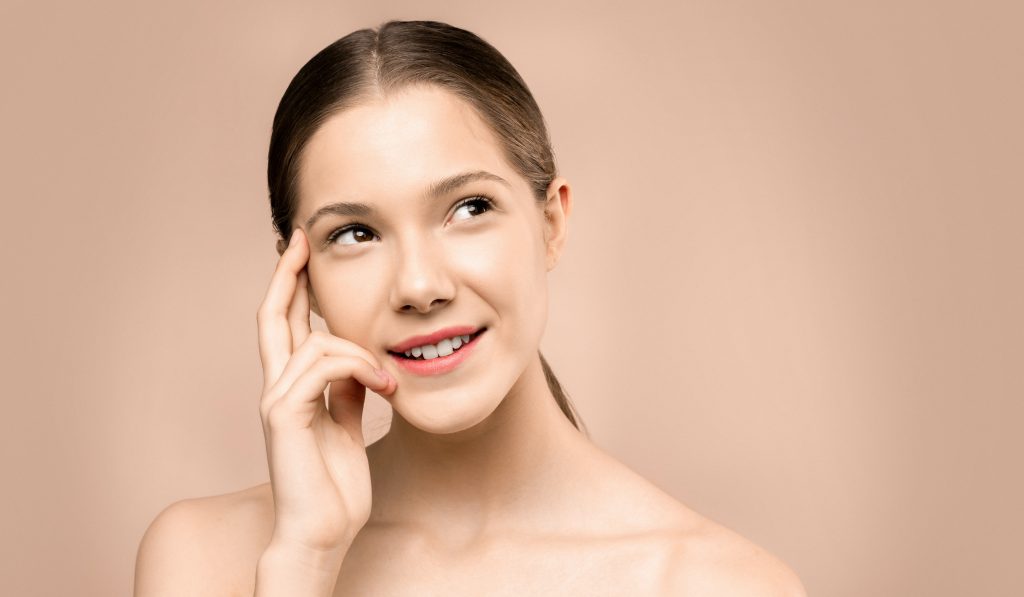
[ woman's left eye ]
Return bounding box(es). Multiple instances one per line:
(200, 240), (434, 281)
(451, 196), (494, 222)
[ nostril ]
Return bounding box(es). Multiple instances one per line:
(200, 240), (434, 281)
(401, 298), (448, 313)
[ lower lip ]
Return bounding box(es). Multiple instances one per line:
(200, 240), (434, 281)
(389, 330), (486, 376)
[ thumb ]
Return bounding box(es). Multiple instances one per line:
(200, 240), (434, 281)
(326, 377), (369, 446)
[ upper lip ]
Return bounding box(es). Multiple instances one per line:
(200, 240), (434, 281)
(387, 325), (483, 353)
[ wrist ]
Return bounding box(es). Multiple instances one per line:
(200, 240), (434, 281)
(260, 536), (350, 572)
(255, 539), (350, 596)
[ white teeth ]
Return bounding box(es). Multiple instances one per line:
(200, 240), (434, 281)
(400, 332), (478, 360)
(436, 338), (453, 357)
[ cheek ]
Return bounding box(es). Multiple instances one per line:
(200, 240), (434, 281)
(314, 262), (390, 337)
(452, 220), (548, 333)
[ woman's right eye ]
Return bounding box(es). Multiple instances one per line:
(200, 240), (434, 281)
(327, 225), (378, 246)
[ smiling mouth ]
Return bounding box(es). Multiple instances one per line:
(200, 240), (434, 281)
(387, 327), (487, 360)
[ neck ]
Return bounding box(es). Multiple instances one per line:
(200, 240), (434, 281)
(365, 352), (592, 545)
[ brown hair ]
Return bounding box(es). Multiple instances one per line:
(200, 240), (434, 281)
(267, 19), (588, 436)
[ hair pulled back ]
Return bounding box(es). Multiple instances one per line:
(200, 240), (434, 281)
(267, 19), (587, 435)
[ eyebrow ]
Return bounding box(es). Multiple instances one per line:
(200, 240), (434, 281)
(304, 170), (512, 231)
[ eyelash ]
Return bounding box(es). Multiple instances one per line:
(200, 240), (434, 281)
(324, 195), (496, 247)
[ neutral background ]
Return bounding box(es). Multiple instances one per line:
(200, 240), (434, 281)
(2, 1), (1021, 595)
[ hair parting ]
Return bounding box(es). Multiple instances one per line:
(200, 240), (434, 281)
(267, 19), (587, 435)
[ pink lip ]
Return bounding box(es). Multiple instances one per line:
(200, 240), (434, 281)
(389, 329), (486, 376)
(387, 325), (481, 353)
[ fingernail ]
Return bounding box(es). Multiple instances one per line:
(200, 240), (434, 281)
(289, 229), (300, 247)
(374, 368), (390, 384)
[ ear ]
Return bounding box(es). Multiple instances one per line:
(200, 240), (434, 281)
(542, 176), (573, 271)
(275, 236), (323, 318)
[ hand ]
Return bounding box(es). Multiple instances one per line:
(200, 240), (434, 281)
(256, 227), (396, 555)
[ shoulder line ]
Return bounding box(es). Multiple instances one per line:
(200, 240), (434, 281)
(659, 519), (807, 597)
(133, 483), (274, 596)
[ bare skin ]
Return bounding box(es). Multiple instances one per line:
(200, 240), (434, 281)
(134, 85), (806, 596)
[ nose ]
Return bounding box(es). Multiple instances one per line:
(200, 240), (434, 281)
(388, 235), (456, 314)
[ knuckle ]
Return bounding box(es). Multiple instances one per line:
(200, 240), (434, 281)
(258, 398), (273, 421)
(258, 395), (282, 421)
(265, 402), (289, 428)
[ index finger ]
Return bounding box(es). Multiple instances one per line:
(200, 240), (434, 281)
(288, 268), (311, 353)
(257, 227), (309, 387)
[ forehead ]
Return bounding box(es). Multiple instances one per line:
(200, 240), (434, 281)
(296, 84), (516, 219)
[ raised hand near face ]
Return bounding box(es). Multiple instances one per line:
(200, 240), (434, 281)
(255, 227), (396, 583)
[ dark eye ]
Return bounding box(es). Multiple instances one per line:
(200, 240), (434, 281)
(326, 225), (378, 246)
(451, 196), (495, 222)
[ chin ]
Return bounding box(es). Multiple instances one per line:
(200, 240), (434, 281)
(384, 379), (504, 435)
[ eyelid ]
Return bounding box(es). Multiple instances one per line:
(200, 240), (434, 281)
(323, 194), (496, 248)
(448, 194), (496, 220)
(322, 222), (378, 248)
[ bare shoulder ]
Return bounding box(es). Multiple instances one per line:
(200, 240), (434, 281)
(658, 515), (807, 597)
(578, 454), (805, 596)
(133, 482), (274, 596)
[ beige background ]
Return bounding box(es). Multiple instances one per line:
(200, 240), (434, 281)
(2, 1), (1021, 595)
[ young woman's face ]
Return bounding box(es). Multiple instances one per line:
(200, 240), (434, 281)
(292, 84), (568, 434)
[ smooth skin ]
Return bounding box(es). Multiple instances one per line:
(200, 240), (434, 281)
(253, 226), (396, 594)
(134, 84), (807, 596)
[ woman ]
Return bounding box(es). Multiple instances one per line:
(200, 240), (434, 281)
(135, 19), (805, 596)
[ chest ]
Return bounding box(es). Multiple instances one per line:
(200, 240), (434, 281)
(331, 532), (674, 597)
